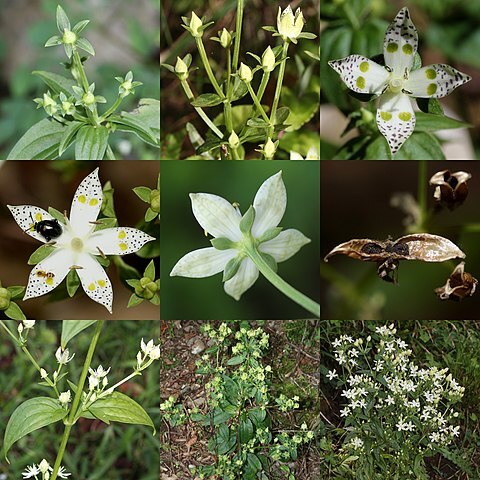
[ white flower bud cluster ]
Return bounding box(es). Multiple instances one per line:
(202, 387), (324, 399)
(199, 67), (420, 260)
(136, 338), (160, 369)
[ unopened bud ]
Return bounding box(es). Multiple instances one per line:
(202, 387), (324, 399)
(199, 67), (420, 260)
(174, 57), (189, 80)
(264, 138), (276, 159)
(219, 28), (232, 48)
(239, 63), (253, 83)
(189, 12), (203, 37)
(228, 130), (240, 149)
(262, 46), (276, 72)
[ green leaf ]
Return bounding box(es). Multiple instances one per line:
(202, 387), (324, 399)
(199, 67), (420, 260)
(66, 269), (81, 298)
(59, 121), (84, 156)
(212, 424), (236, 455)
(125, 99), (159, 140)
(239, 418), (254, 444)
(282, 89), (318, 131)
(33, 71), (76, 97)
(61, 320), (97, 348)
(86, 391), (156, 434)
(394, 132), (445, 160)
(110, 113), (158, 146)
(133, 186), (152, 203)
(76, 38), (95, 56)
(415, 112), (470, 131)
(75, 125), (109, 160)
(4, 397), (68, 461)
(226, 355), (245, 366)
(56, 5), (71, 32)
(247, 118), (270, 128)
(28, 244), (56, 265)
(4, 302), (26, 320)
(190, 93), (224, 107)
(274, 107), (290, 126)
(7, 119), (66, 160)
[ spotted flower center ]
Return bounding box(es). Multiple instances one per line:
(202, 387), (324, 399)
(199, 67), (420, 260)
(71, 237), (84, 252)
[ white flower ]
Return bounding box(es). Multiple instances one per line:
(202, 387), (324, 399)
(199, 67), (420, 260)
(328, 7), (471, 155)
(351, 437), (364, 449)
(55, 347), (75, 364)
(326, 370), (338, 380)
(57, 466), (71, 478)
(340, 407), (350, 417)
(88, 364), (110, 390)
(290, 147), (319, 160)
(170, 171), (311, 300)
(22, 464), (40, 479)
(22, 320), (36, 329)
(38, 459), (52, 474)
(59, 390), (71, 405)
(8, 168), (155, 313)
(141, 338), (155, 355)
(277, 5), (305, 42)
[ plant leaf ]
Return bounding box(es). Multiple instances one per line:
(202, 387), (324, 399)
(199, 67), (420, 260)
(59, 121), (84, 155)
(61, 320), (96, 348)
(190, 93), (224, 107)
(110, 113), (158, 146)
(4, 397), (68, 461)
(33, 71), (76, 97)
(75, 125), (109, 160)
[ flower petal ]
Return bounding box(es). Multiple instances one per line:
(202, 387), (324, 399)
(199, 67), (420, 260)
(75, 253), (113, 313)
(85, 228), (155, 255)
(170, 247), (236, 278)
(23, 249), (72, 300)
(406, 64), (471, 98)
(328, 55), (389, 94)
(7, 205), (64, 244)
(70, 168), (103, 237)
(376, 92), (415, 156)
(190, 193), (242, 240)
(224, 258), (259, 300)
(383, 8), (417, 74)
(260, 229), (311, 262)
(252, 171), (286, 237)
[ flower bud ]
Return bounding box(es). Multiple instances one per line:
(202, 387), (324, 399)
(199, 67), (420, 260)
(23, 320), (36, 329)
(264, 137), (276, 159)
(189, 11), (203, 37)
(82, 91), (95, 105)
(150, 345), (160, 360)
(41, 368), (48, 378)
(239, 63), (253, 83)
(174, 57), (189, 80)
(262, 46), (276, 72)
(228, 130), (240, 149)
(62, 29), (77, 45)
(39, 459), (50, 474)
(59, 390), (71, 405)
(150, 189), (160, 213)
(220, 28), (232, 48)
(277, 5), (305, 41)
(0, 287), (11, 310)
(43, 92), (58, 116)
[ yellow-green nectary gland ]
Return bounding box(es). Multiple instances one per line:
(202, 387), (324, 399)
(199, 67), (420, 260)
(386, 42), (398, 53)
(399, 112), (412, 122)
(83, 92), (95, 105)
(359, 61), (369, 72)
(380, 111), (392, 121)
(427, 83), (437, 95)
(62, 30), (77, 45)
(402, 44), (413, 55)
(356, 76), (366, 89)
(426, 68), (436, 79)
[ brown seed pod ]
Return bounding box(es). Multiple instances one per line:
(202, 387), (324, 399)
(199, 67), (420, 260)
(435, 262), (478, 301)
(429, 170), (471, 210)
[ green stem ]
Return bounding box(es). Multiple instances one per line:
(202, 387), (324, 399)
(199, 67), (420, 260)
(245, 245), (320, 317)
(0, 321), (19, 344)
(99, 96), (123, 122)
(180, 79), (223, 138)
(195, 37), (225, 99)
(268, 42), (289, 139)
(226, 48), (232, 97)
(72, 49), (89, 92)
(246, 83), (271, 124)
(232, 0), (244, 74)
(50, 320), (104, 480)
(342, 3), (361, 30)
(106, 144), (116, 160)
(417, 160), (427, 229)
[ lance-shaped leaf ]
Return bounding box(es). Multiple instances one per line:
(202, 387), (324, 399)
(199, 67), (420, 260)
(61, 320), (97, 348)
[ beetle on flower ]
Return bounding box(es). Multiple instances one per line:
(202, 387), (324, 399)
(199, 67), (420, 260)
(328, 7), (471, 156)
(8, 168), (155, 313)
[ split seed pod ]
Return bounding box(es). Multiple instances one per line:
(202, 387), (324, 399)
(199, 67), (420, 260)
(435, 262), (478, 301)
(324, 233), (466, 283)
(429, 170), (471, 210)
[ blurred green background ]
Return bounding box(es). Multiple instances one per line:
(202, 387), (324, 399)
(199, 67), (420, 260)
(0, 320), (160, 480)
(321, 161), (480, 320)
(160, 161), (320, 319)
(0, 0), (160, 160)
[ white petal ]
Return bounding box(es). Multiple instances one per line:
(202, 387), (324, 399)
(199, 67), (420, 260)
(7, 205), (63, 244)
(376, 92), (415, 156)
(383, 8), (418, 74)
(224, 258), (259, 300)
(75, 253), (113, 313)
(23, 249), (73, 300)
(85, 228), (155, 255)
(170, 247), (236, 278)
(190, 193), (242, 240)
(70, 168), (103, 238)
(328, 55), (389, 94)
(406, 64), (471, 98)
(260, 229), (311, 262)
(252, 171), (286, 237)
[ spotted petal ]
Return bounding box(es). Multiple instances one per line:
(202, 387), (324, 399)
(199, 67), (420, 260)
(85, 227), (155, 256)
(170, 247), (236, 278)
(24, 249), (73, 300)
(7, 205), (64, 244)
(252, 171), (286, 238)
(376, 92), (415, 156)
(328, 55), (389, 94)
(70, 168), (103, 238)
(75, 253), (113, 313)
(406, 64), (472, 98)
(224, 257), (259, 300)
(383, 8), (418, 74)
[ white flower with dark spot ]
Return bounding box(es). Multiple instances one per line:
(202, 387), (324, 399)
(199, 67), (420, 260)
(328, 7), (471, 156)
(8, 168), (155, 313)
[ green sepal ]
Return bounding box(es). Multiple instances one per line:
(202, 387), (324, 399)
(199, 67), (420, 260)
(45, 35), (62, 47)
(72, 20), (90, 34)
(223, 255), (244, 282)
(211, 237), (236, 250)
(93, 217), (118, 232)
(6, 286), (26, 300)
(239, 206), (255, 234)
(127, 293), (144, 308)
(145, 208), (157, 222)
(28, 244), (56, 265)
(257, 226), (282, 244)
(76, 37), (95, 56)
(66, 269), (81, 297)
(56, 5), (71, 33)
(133, 186), (152, 203)
(48, 207), (67, 224)
(144, 260), (156, 280)
(101, 180), (116, 218)
(4, 302), (26, 321)
(259, 252), (277, 272)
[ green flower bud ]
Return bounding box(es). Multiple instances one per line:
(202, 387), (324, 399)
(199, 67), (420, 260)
(360, 107), (374, 124)
(262, 46), (276, 72)
(264, 137), (276, 159)
(174, 57), (189, 80)
(150, 189), (160, 213)
(82, 91), (95, 105)
(62, 29), (77, 45)
(239, 62), (253, 83)
(220, 28), (232, 48)
(43, 92), (58, 116)
(135, 276), (158, 299)
(0, 287), (11, 310)
(61, 101), (75, 116)
(189, 11), (203, 37)
(228, 130), (240, 149)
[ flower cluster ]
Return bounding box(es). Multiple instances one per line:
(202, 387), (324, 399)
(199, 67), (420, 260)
(88, 365), (111, 392)
(136, 338), (160, 370)
(22, 459), (70, 479)
(328, 324), (464, 476)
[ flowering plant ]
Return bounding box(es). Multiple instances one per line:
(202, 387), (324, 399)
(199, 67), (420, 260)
(7, 5), (160, 160)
